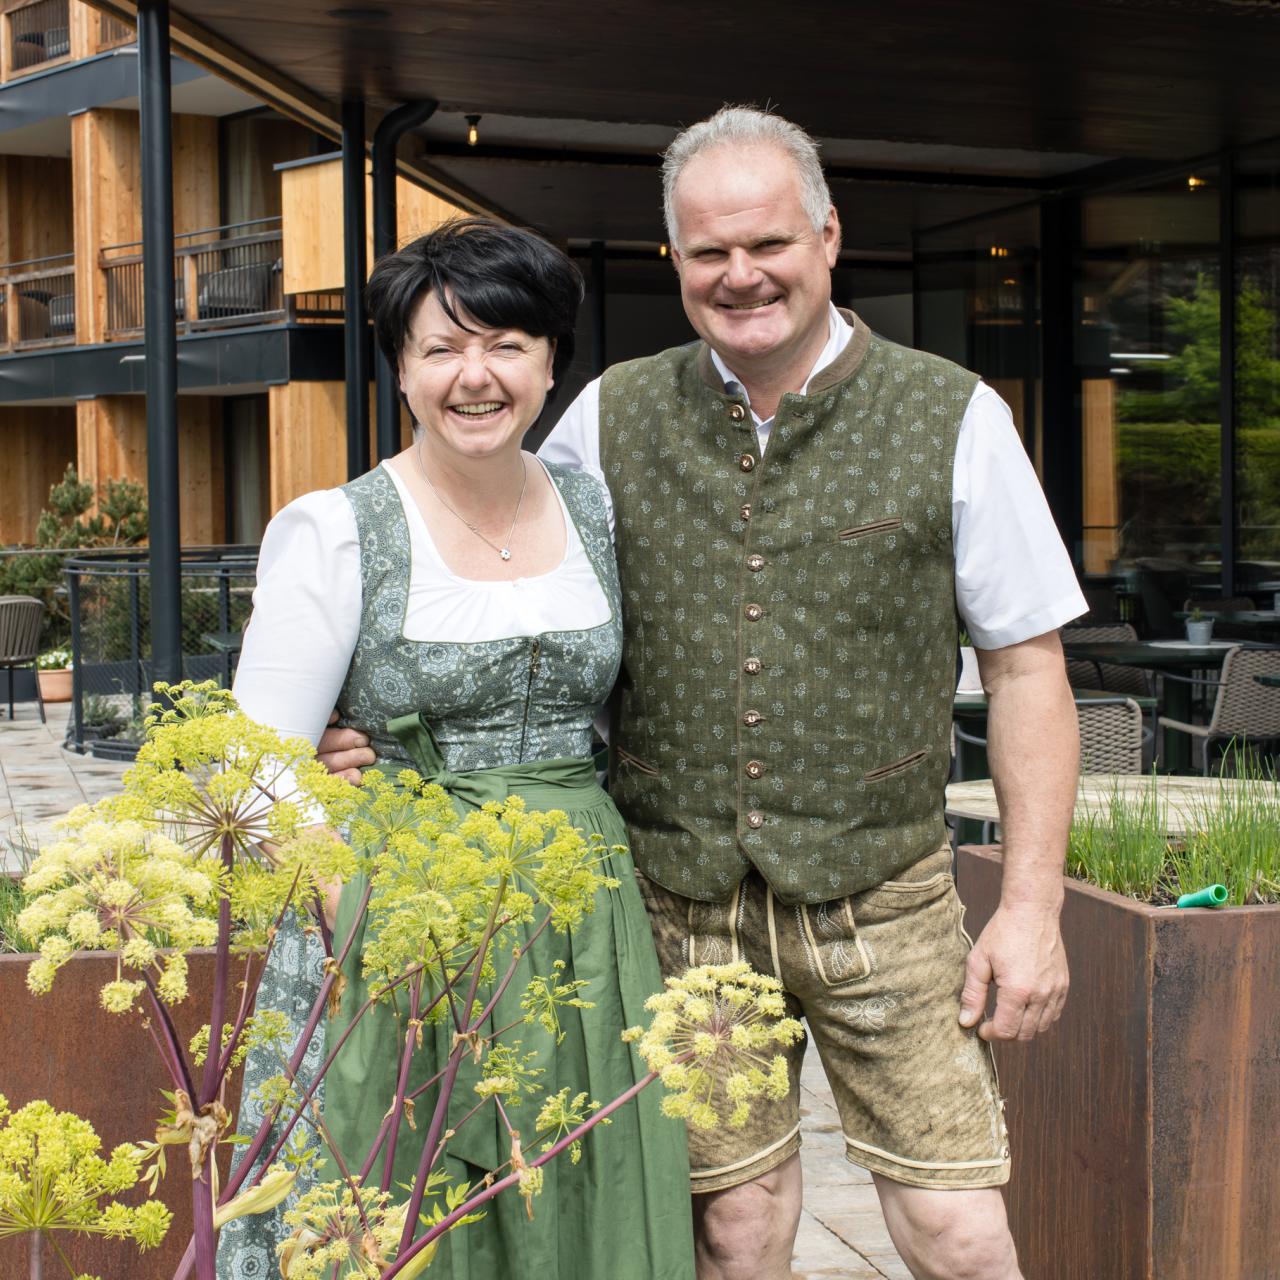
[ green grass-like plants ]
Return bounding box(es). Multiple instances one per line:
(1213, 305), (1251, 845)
(1067, 772), (1169, 900)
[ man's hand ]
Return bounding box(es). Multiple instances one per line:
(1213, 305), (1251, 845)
(318, 711), (374, 783)
(961, 630), (1078, 1043)
(959, 903), (1068, 1040)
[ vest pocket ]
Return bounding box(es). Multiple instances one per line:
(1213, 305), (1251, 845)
(862, 748), (928, 784)
(615, 745), (660, 776)
(836, 517), (903, 541)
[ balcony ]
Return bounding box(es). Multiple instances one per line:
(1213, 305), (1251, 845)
(100, 217), (343, 341)
(4, 0), (70, 77)
(0, 253), (75, 351)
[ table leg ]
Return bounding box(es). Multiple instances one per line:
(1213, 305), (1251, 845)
(1161, 673), (1193, 773)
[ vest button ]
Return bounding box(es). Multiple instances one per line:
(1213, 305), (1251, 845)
(746, 553), (765, 572)
(739, 453), (755, 472)
(745, 759), (765, 779)
(744, 603), (763, 621)
(743, 657), (762, 675)
(728, 403), (746, 422)
(746, 810), (765, 829)
(743, 709), (763, 727)
(740, 503), (752, 521)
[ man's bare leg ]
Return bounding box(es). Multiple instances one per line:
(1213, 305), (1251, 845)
(693, 1152), (803, 1280)
(874, 1176), (1022, 1280)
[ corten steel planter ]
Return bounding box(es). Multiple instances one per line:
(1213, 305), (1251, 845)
(957, 846), (1280, 1280)
(0, 949), (255, 1279)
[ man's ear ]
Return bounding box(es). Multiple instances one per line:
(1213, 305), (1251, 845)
(822, 208), (842, 268)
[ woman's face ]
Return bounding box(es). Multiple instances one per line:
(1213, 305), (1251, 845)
(399, 290), (554, 462)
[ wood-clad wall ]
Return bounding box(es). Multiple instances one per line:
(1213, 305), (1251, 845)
(71, 109), (220, 342)
(268, 383), (411, 511)
(222, 116), (317, 225)
(281, 159), (466, 294)
(1082, 377), (1120, 574)
(76, 396), (227, 545)
(0, 407), (77, 545)
(0, 157), (73, 265)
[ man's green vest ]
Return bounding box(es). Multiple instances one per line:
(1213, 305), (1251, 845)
(601, 311), (978, 905)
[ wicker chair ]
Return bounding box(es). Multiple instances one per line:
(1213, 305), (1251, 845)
(1158, 646), (1280, 774)
(1078, 697), (1146, 773)
(1061, 623), (1152, 699)
(0, 596), (47, 723)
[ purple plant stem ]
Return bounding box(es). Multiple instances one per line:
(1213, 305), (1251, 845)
(190, 1148), (217, 1280)
(381, 1070), (661, 1279)
(28, 1231), (40, 1280)
(380, 969), (424, 1193)
(142, 973), (195, 1098)
(199, 832), (235, 1107)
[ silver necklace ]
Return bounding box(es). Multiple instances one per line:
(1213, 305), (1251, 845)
(414, 443), (528, 561)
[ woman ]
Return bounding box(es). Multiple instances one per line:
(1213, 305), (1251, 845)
(217, 219), (694, 1279)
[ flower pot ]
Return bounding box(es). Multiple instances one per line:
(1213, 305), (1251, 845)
(956, 846), (1280, 1280)
(956, 645), (982, 693)
(35, 668), (72, 702)
(1184, 619), (1214, 644)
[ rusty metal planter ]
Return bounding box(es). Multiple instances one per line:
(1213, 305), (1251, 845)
(957, 845), (1280, 1280)
(0, 949), (250, 1279)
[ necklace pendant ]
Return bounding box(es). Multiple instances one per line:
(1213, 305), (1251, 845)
(500, 548), (512, 561)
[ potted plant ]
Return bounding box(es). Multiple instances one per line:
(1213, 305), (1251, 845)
(1184, 606), (1214, 644)
(2, 683), (797, 1279)
(35, 647), (73, 703)
(956, 769), (1280, 1280)
(956, 629), (982, 693)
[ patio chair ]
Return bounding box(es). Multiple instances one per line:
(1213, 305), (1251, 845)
(1061, 623), (1152, 699)
(0, 596), (46, 723)
(1078, 697), (1147, 773)
(1158, 646), (1280, 774)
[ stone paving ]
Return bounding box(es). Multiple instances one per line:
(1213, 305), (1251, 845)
(0, 700), (911, 1278)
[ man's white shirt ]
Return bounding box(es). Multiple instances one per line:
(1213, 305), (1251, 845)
(540, 305), (1087, 649)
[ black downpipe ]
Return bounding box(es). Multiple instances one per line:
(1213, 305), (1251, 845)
(371, 99), (437, 461)
(136, 0), (182, 685)
(342, 98), (370, 480)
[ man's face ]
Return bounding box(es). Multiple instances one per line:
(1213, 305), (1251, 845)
(670, 143), (840, 378)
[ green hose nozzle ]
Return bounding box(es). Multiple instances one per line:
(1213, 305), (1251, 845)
(1176, 884), (1228, 909)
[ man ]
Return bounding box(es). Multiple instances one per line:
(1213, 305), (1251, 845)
(322, 106), (1084, 1280)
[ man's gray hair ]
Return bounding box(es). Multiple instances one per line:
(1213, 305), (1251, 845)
(661, 105), (832, 248)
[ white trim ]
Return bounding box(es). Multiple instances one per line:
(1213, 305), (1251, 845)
(844, 1135), (1007, 1171)
(690, 1124), (802, 1182)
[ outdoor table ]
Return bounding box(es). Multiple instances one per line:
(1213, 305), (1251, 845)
(945, 773), (1267, 837)
(1059, 639), (1235, 772)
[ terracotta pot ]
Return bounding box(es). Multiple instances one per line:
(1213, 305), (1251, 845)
(36, 668), (72, 702)
(0, 950), (254, 1279)
(956, 845), (1280, 1280)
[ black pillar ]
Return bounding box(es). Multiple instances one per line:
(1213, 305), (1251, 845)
(342, 98), (369, 480)
(371, 99), (437, 460)
(589, 240), (606, 376)
(1219, 154), (1236, 598)
(137, 0), (182, 685)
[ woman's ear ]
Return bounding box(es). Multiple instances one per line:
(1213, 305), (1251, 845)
(545, 337), (557, 390)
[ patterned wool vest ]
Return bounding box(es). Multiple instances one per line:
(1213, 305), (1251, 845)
(601, 313), (978, 904)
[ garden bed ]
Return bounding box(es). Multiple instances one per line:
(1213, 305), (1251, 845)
(957, 845), (1280, 1280)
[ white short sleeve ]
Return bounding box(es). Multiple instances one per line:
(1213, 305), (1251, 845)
(538, 378), (613, 535)
(953, 384), (1087, 648)
(233, 489), (362, 745)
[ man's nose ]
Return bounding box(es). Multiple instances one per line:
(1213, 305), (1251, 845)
(723, 249), (763, 290)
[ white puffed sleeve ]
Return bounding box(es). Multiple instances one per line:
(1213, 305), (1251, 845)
(233, 489), (362, 745)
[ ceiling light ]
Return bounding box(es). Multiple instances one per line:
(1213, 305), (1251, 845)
(658, 243), (669, 259)
(1187, 175), (1207, 191)
(989, 245), (1009, 258)
(466, 115), (481, 147)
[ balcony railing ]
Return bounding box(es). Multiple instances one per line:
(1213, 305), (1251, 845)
(6, 0), (71, 75)
(102, 218), (286, 339)
(98, 12), (133, 49)
(0, 253), (76, 350)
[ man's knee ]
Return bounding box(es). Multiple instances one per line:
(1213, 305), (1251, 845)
(874, 1179), (1020, 1280)
(694, 1154), (802, 1268)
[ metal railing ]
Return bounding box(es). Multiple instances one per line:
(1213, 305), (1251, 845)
(98, 12), (133, 48)
(64, 545), (260, 755)
(102, 218), (286, 340)
(0, 253), (76, 350)
(6, 0), (70, 73)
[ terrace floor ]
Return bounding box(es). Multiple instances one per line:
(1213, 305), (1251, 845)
(0, 701), (912, 1278)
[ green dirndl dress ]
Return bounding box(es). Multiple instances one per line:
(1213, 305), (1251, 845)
(218, 461), (693, 1280)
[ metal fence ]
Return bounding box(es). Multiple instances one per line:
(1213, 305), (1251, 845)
(0, 253), (75, 349)
(7, 0), (70, 73)
(98, 12), (132, 47)
(102, 218), (285, 339)
(64, 546), (259, 755)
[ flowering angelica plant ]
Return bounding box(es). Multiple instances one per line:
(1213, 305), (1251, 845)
(15, 682), (799, 1280)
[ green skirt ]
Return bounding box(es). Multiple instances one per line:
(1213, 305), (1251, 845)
(324, 732), (694, 1280)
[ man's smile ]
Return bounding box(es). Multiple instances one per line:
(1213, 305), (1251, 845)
(719, 296), (782, 311)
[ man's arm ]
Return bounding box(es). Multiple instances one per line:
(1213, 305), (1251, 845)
(958, 629), (1077, 1041)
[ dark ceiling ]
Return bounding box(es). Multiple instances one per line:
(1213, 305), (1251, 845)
(141, 0), (1280, 249)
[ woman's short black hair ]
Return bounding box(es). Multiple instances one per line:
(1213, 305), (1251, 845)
(365, 217), (583, 395)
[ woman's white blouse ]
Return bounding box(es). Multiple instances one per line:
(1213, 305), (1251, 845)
(233, 462), (611, 746)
